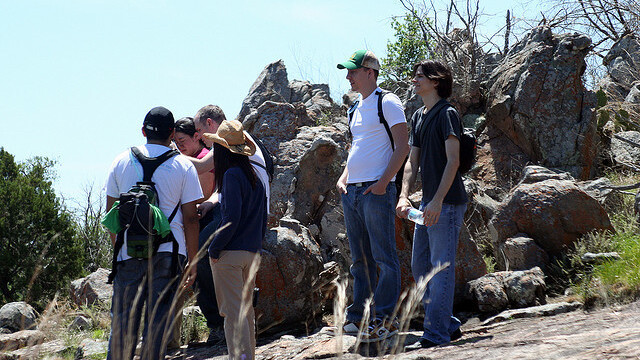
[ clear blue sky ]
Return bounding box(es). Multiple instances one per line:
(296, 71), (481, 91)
(0, 0), (525, 209)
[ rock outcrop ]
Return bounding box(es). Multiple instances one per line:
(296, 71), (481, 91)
(485, 26), (598, 179)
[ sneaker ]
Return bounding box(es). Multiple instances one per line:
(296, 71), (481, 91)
(404, 338), (439, 351)
(206, 327), (225, 345)
(359, 319), (396, 343)
(343, 321), (361, 335)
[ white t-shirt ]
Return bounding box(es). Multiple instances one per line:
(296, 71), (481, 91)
(245, 132), (271, 213)
(346, 87), (406, 183)
(105, 144), (204, 261)
(213, 132), (271, 214)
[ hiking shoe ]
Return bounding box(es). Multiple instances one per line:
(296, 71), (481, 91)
(359, 319), (396, 343)
(206, 327), (225, 345)
(343, 321), (361, 335)
(450, 328), (463, 341)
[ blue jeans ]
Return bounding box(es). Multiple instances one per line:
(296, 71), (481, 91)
(107, 253), (185, 360)
(341, 181), (400, 322)
(412, 202), (466, 344)
(194, 203), (225, 330)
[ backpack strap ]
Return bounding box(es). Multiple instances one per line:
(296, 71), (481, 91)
(376, 90), (395, 150)
(347, 99), (360, 140)
(131, 147), (179, 183)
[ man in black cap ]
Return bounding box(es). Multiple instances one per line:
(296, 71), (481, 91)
(104, 106), (203, 360)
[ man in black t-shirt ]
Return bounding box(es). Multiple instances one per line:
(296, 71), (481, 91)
(396, 60), (468, 350)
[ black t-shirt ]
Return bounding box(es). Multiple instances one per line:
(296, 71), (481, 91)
(409, 99), (468, 205)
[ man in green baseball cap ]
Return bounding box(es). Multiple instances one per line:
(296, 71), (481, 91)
(335, 49), (409, 343)
(337, 49), (381, 70)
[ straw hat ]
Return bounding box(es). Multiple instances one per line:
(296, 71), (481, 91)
(201, 120), (256, 156)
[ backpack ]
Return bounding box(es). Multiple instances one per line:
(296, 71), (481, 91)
(417, 100), (477, 175)
(249, 134), (275, 182)
(107, 147), (180, 284)
(348, 90), (407, 194)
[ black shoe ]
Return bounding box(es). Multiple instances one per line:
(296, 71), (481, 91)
(206, 327), (225, 345)
(404, 338), (439, 351)
(450, 329), (463, 341)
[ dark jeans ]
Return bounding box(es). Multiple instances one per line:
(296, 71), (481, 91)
(194, 203), (225, 329)
(341, 181), (400, 322)
(107, 253), (185, 360)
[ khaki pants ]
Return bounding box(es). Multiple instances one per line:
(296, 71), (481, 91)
(210, 251), (261, 360)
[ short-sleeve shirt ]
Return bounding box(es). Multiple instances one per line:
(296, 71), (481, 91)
(105, 144), (204, 261)
(409, 100), (468, 205)
(346, 87), (406, 183)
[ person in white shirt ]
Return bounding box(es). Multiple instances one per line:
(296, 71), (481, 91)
(336, 50), (410, 342)
(104, 106), (202, 360)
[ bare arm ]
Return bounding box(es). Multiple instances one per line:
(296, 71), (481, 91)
(106, 195), (118, 246)
(396, 146), (421, 218)
(364, 123), (410, 195)
(187, 149), (214, 174)
(336, 166), (349, 194)
(181, 200), (200, 288)
(423, 135), (460, 226)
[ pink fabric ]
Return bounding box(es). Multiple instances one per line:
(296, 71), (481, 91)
(196, 147), (213, 173)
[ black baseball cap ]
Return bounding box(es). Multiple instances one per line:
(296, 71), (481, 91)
(143, 106), (175, 132)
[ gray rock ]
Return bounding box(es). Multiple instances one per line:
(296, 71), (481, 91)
(481, 301), (582, 326)
(256, 224), (324, 329)
(485, 27), (597, 179)
(467, 273), (509, 313)
(503, 267), (546, 308)
(68, 315), (92, 331)
(0, 302), (37, 332)
(518, 165), (574, 185)
(625, 82), (640, 103)
(501, 235), (549, 271)
(238, 60), (291, 122)
(581, 252), (622, 264)
(601, 35), (640, 100)
(70, 268), (112, 307)
(78, 338), (108, 358)
(611, 131), (640, 167)
(467, 267), (546, 313)
(0, 329), (45, 351)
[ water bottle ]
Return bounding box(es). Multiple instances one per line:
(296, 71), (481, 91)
(407, 208), (424, 225)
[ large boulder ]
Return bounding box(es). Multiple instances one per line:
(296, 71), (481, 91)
(485, 26), (598, 179)
(255, 220), (325, 329)
(0, 302), (37, 333)
(489, 177), (614, 267)
(69, 268), (112, 307)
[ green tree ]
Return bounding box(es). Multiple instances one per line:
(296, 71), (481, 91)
(381, 14), (433, 84)
(0, 148), (83, 309)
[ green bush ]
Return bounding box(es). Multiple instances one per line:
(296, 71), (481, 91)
(0, 148), (83, 309)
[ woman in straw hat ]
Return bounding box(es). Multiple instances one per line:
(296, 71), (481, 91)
(202, 120), (267, 360)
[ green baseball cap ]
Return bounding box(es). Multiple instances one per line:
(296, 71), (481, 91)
(337, 50), (380, 70)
